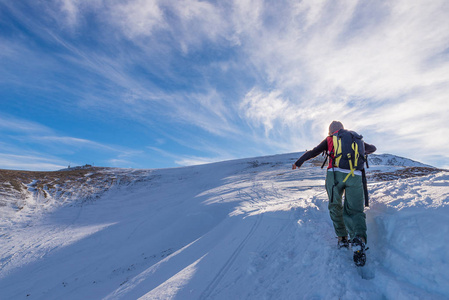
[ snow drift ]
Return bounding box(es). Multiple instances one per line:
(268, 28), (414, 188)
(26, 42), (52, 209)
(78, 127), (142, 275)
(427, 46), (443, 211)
(0, 153), (448, 299)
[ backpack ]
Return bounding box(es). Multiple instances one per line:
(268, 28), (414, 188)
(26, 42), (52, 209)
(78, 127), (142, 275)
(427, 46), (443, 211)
(321, 129), (369, 206)
(331, 129), (366, 181)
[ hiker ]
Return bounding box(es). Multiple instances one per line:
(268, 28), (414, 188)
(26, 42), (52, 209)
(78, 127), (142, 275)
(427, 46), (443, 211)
(292, 121), (376, 266)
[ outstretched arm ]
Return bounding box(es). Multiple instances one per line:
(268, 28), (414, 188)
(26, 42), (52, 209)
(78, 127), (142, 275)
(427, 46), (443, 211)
(292, 139), (328, 169)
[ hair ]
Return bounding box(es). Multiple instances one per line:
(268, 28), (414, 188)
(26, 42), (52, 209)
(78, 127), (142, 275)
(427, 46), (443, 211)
(328, 121), (344, 135)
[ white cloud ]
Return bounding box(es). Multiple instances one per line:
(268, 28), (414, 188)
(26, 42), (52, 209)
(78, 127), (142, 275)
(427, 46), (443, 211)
(107, 158), (134, 168)
(240, 88), (290, 135)
(109, 0), (165, 38)
(0, 113), (141, 169)
(104, 0), (231, 53)
(230, 0), (449, 166)
(169, 89), (238, 136)
(52, 0), (103, 29)
(0, 153), (67, 171)
(58, 0), (80, 27)
(34, 136), (119, 152)
(174, 156), (221, 167)
(0, 114), (53, 134)
(0, 115), (121, 153)
(171, 0), (227, 42)
(232, 0), (449, 103)
(3, 0), (449, 168)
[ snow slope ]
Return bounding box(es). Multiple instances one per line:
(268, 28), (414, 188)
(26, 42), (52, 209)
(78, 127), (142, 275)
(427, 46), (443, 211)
(0, 153), (448, 299)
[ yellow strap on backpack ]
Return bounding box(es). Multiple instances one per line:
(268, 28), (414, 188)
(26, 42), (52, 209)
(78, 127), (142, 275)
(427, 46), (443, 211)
(333, 135), (342, 167)
(343, 142), (358, 182)
(353, 142), (359, 169)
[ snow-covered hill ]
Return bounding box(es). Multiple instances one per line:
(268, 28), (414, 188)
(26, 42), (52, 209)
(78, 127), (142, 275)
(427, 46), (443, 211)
(367, 153), (434, 168)
(0, 153), (448, 299)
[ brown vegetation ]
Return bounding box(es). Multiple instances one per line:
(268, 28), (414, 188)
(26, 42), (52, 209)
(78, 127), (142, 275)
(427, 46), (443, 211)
(0, 167), (111, 210)
(369, 167), (447, 181)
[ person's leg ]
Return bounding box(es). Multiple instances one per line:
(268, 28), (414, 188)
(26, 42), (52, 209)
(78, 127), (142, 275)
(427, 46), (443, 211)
(326, 171), (348, 238)
(342, 174), (367, 243)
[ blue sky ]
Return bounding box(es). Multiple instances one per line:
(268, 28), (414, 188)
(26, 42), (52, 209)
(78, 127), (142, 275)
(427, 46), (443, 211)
(1, 0), (448, 171)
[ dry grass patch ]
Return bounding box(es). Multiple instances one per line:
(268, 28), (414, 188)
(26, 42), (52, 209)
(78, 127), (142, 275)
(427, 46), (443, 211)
(369, 167), (447, 181)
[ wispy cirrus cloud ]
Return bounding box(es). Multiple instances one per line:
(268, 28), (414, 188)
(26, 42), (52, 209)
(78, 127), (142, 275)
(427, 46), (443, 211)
(148, 146), (234, 167)
(1, 0), (448, 169)
(109, 0), (166, 38)
(0, 114), (52, 134)
(0, 114), (143, 170)
(240, 88), (290, 135)
(232, 0), (449, 165)
(31, 136), (121, 152)
(0, 153), (68, 171)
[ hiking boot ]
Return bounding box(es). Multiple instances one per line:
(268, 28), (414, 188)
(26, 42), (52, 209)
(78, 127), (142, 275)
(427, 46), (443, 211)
(338, 236), (350, 249)
(352, 237), (366, 267)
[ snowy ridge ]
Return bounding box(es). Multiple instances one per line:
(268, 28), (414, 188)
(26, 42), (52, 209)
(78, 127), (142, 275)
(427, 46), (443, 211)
(0, 153), (448, 299)
(367, 153), (433, 168)
(0, 152), (433, 219)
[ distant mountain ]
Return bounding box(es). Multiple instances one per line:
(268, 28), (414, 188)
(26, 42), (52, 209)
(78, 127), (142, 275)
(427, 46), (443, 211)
(367, 153), (433, 168)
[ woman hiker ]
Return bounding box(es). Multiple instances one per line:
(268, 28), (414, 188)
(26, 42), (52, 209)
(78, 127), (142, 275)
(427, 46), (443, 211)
(292, 121), (376, 266)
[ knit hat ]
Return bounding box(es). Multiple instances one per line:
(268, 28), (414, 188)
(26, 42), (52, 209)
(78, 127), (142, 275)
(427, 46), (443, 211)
(329, 121), (344, 135)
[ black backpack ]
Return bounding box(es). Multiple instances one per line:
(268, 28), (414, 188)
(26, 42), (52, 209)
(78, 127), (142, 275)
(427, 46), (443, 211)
(332, 129), (366, 172)
(322, 129), (369, 206)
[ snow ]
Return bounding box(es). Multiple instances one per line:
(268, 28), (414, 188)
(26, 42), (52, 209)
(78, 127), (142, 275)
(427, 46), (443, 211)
(0, 153), (448, 299)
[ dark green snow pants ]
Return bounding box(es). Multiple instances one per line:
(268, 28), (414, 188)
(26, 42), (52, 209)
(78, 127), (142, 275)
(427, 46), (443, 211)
(325, 170), (367, 243)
